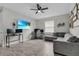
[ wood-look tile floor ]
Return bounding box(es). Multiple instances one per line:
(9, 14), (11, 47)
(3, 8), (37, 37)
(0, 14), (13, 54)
(0, 40), (54, 56)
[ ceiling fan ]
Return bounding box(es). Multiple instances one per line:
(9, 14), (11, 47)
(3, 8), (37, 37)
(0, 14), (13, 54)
(30, 4), (48, 14)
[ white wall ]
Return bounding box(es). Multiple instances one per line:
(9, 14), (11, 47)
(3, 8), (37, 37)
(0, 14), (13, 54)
(35, 14), (70, 33)
(0, 8), (4, 46)
(0, 7), (36, 47)
(54, 14), (70, 32)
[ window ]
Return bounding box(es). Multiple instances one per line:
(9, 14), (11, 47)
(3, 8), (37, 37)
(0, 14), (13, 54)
(45, 20), (54, 33)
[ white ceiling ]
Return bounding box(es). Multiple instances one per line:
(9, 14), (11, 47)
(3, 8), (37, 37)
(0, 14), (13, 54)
(0, 3), (75, 19)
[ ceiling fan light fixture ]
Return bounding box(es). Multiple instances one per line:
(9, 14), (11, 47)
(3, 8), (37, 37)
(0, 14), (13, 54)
(38, 10), (41, 12)
(30, 4), (48, 14)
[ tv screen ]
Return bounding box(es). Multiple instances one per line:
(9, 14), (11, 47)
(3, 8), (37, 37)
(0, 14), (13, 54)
(17, 20), (30, 29)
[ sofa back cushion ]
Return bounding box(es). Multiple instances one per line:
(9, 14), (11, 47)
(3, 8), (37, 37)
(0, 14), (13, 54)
(53, 32), (66, 37)
(67, 36), (78, 42)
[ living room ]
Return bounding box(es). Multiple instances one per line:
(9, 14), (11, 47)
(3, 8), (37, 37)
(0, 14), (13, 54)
(0, 3), (79, 56)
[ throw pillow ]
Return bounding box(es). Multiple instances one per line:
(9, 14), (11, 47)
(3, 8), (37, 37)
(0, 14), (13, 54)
(64, 33), (73, 41)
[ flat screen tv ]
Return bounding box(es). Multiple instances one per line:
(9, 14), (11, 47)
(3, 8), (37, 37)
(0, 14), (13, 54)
(17, 20), (30, 29)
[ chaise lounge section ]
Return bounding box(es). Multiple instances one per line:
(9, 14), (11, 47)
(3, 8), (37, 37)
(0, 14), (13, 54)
(54, 41), (79, 56)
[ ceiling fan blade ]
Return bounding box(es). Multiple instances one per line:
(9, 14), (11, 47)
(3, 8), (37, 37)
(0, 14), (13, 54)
(30, 9), (38, 10)
(37, 4), (40, 8)
(35, 11), (38, 14)
(37, 4), (41, 10)
(41, 10), (44, 13)
(41, 7), (48, 10)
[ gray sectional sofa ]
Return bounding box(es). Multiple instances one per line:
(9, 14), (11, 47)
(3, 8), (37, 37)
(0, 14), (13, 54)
(54, 41), (79, 56)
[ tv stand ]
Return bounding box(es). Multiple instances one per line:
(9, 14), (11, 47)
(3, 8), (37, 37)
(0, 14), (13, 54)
(6, 29), (23, 47)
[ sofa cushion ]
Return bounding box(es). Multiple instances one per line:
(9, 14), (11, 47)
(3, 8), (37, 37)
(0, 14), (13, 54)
(75, 38), (79, 42)
(53, 32), (66, 37)
(67, 36), (78, 42)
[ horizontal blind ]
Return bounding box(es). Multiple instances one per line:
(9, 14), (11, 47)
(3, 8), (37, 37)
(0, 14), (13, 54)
(45, 20), (54, 33)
